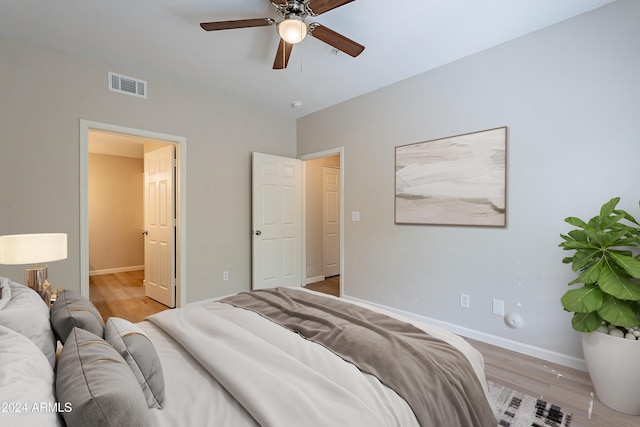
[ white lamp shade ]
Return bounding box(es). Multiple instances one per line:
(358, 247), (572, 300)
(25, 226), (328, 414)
(0, 233), (68, 265)
(277, 18), (308, 44)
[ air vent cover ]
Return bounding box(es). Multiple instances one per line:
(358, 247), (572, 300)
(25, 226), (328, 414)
(108, 72), (147, 99)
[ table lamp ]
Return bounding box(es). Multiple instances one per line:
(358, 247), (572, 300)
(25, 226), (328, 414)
(0, 233), (67, 300)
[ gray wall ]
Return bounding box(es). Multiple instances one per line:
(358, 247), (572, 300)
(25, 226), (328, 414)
(297, 0), (640, 364)
(88, 153), (144, 273)
(0, 35), (297, 303)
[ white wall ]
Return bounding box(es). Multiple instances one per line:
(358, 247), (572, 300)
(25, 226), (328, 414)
(296, 0), (640, 363)
(0, 35), (297, 303)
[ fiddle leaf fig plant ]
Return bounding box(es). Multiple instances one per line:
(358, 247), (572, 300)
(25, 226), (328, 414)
(560, 197), (640, 332)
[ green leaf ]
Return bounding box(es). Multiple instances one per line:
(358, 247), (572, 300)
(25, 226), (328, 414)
(559, 240), (597, 251)
(564, 216), (590, 229)
(588, 215), (601, 230)
(583, 229), (602, 245)
(609, 249), (634, 258)
(600, 213), (625, 231)
(600, 197), (621, 221)
(568, 277), (582, 286)
(597, 295), (640, 328)
(570, 249), (601, 271)
(571, 312), (603, 332)
(602, 228), (633, 246)
(609, 252), (640, 278)
(567, 229), (588, 243)
(597, 264), (640, 300)
(578, 258), (603, 284)
(561, 285), (604, 313)
(614, 208), (640, 226)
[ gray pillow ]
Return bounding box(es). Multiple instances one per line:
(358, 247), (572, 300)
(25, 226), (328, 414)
(56, 327), (151, 427)
(0, 277), (57, 367)
(50, 289), (105, 343)
(105, 317), (165, 409)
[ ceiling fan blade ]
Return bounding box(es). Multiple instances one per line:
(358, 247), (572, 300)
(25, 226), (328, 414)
(307, 0), (355, 15)
(310, 24), (364, 57)
(273, 38), (294, 70)
(200, 18), (274, 31)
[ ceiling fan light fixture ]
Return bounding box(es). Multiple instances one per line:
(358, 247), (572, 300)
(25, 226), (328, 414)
(277, 17), (308, 44)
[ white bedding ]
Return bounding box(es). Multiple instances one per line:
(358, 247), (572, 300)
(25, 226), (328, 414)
(141, 290), (495, 426)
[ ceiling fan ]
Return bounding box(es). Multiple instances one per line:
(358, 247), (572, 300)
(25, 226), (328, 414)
(200, 0), (365, 70)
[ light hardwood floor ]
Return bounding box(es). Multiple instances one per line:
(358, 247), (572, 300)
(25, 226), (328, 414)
(304, 275), (340, 297)
(91, 273), (639, 426)
(467, 337), (640, 426)
(89, 270), (169, 323)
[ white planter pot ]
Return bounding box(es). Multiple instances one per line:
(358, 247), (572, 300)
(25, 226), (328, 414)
(582, 331), (640, 415)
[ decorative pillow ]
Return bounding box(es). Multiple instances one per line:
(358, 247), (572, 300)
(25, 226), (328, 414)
(50, 289), (105, 343)
(0, 324), (64, 427)
(0, 277), (56, 368)
(105, 317), (165, 409)
(56, 327), (151, 427)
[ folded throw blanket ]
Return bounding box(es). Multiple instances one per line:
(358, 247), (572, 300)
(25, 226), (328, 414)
(222, 287), (497, 427)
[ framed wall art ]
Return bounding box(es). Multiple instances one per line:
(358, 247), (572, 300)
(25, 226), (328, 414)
(395, 126), (507, 227)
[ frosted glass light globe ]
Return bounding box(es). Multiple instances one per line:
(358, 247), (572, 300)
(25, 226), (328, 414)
(277, 18), (308, 44)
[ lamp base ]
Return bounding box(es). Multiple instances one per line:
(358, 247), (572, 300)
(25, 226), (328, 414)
(25, 265), (47, 293)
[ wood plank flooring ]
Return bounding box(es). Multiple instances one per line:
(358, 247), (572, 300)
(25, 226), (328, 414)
(466, 337), (639, 426)
(304, 275), (340, 297)
(89, 270), (169, 323)
(91, 273), (639, 425)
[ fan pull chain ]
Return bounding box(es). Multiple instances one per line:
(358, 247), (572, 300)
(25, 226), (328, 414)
(298, 47), (303, 72)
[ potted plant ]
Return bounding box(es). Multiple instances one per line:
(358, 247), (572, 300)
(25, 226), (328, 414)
(559, 197), (640, 415)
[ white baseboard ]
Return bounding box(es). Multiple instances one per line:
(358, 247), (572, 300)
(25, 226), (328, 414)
(305, 275), (325, 285)
(89, 265), (144, 276)
(343, 295), (587, 372)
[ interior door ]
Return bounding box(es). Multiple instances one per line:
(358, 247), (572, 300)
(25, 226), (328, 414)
(144, 144), (176, 307)
(323, 166), (340, 277)
(252, 152), (302, 290)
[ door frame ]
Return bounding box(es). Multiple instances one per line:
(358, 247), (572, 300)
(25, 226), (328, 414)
(299, 147), (344, 296)
(79, 120), (187, 307)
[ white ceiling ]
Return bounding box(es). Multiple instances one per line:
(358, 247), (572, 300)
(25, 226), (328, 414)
(0, 0), (615, 119)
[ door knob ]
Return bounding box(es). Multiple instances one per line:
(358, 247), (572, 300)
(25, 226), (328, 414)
(141, 230), (149, 235)
(255, 230), (262, 236)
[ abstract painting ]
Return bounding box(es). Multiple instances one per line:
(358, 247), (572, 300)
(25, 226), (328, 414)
(395, 127), (507, 226)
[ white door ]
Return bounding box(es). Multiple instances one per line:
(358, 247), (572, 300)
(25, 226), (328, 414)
(252, 152), (302, 290)
(323, 166), (340, 277)
(144, 145), (175, 307)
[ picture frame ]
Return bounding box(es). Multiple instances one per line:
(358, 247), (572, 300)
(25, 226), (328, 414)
(395, 126), (507, 227)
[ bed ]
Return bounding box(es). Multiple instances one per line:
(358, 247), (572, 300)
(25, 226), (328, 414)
(0, 277), (497, 426)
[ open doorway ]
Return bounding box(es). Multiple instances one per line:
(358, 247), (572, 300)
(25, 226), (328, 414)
(79, 120), (187, 310)
(87, 131), (174, 319)
(301, 148), (343, 297)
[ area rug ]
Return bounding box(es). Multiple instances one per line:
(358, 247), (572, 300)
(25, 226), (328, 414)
(488, 381), (572, 427)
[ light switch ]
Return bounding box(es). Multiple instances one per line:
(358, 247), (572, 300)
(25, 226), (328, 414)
(351, 211), (360, 222)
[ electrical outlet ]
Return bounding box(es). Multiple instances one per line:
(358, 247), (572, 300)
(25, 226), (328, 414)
(493, 298), (505, 316)
(223, 271), (229, 281)
(460, 293), (470, 308)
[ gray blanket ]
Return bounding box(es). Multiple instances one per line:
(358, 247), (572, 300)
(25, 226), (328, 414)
(222, 287), (496, 427)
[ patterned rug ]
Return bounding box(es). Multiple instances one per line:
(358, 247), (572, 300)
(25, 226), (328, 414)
(488, 381), (572, 427)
